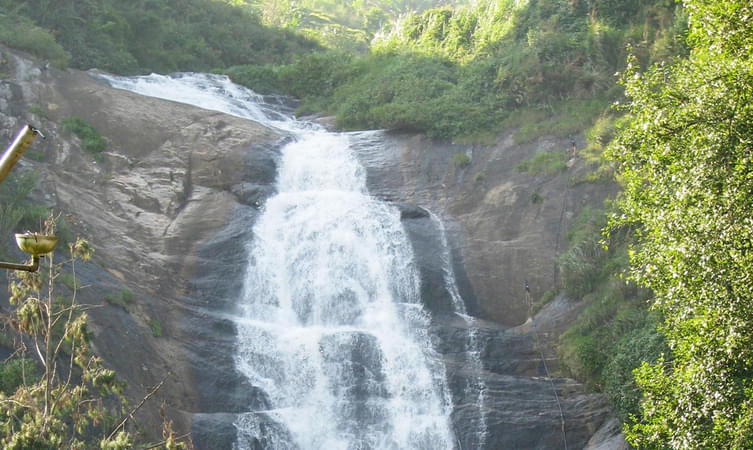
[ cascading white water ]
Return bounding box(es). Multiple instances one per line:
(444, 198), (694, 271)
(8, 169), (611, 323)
(236, 131), (455, 449)
(428, 212), (488, 448)
(97, 73), (457, 449)
(94, 72), (291, 126)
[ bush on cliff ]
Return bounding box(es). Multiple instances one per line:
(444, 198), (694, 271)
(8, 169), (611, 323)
(558, 206), (666, 422)
(225, 0), (686, 141)
(61, 117), (107, 160)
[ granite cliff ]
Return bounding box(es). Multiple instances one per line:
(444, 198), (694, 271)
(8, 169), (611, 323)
(0, 47), (623, 448)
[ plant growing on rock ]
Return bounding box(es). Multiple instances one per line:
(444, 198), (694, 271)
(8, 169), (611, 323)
(61, 117), (107, 161)
(452, 152), (471, 168)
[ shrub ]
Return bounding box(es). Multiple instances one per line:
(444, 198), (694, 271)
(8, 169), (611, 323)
(148, 319), (163, 338)
(61, 117), (107, 158)
(105, 289), (134, 311)
(452, 152), (471, 168)
(0, 358), (39, 395)
(0, 171), (48, 253)
(515, 151), (567, 176)
(224, 64), (281, 94)
(28, 105), (48, 119)
(603, 320), (668, 422)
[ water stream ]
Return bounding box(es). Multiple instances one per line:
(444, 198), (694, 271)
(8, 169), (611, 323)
(428, 212), (488, 449)
(99, 73), (460, 449)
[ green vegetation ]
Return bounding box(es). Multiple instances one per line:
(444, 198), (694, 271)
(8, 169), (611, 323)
(452, 152), (470, 168)
(148, 319), (163, 338)
(225, 0), (686, 140)
(515, 151), (567, 176)
(604, 0), (753, 446)
(250, 0), (456, 50)
(105, 289), (134, 311)
(1, 220), (127, 447)
(27, 104), (49, 119)
(557, 206), (666, 423)
(0, 219), (186, 448)
(0, 358), (39, 395)
(569, 112), (617, 185)
(1, 0), (686, 141)
(0, 13), (70, 68)
(0, 171), (48, 257)
(503, 99), (613, 145)
(2, 0), (319, 74)
(61, 117), (107, 161)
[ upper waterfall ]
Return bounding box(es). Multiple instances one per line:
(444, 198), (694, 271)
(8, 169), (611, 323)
(94, 72), (297, 129)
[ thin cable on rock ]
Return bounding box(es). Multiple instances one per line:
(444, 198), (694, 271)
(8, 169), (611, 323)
(526, 290), (568, 450)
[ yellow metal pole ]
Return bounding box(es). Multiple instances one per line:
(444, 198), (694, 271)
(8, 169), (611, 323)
(0, 125), (45, 272)
(0, 125), (41, 187)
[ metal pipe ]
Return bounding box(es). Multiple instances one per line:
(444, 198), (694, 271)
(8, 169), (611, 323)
(0, 126), (46, 272)
(0, 255), (40, 272)
(0, 125), (41, 186)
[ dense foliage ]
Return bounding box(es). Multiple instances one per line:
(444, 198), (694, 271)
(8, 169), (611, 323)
(1, 0), (688, 140)
(606, 0), (753, 447)
(557, 206), (666, 423)
(0, 13), (69, 68)
(228, 0), (687, 140)
(0, 0), (318, 73)
(249, 0), (462, 50)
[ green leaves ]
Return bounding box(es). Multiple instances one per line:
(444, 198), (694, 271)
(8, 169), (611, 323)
(0, 219), (134, 448)
(607, 0), (753, 447)
(4, 0), (319, 73)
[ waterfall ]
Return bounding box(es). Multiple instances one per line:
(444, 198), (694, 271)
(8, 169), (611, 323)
(428, 212), (489, 449)
(236, 131), (454, 449)
(98, 73), (457, 449)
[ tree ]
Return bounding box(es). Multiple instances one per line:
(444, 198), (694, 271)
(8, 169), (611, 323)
(0, 215), (186, 448)
(0, 216), (129, 448)
(606, 0), (753, 447)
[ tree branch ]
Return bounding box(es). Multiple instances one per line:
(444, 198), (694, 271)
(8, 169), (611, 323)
(106, 373), (170, 442)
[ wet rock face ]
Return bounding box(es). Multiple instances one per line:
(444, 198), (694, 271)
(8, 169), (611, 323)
(355, 131), (618, 327)
(0, 47), (285, 440)
(436, 298), (613, 450)
(397, 207), (613, 449)
(354, 130), (622, 448)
